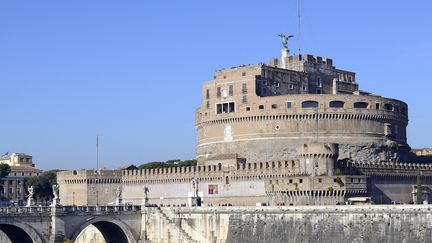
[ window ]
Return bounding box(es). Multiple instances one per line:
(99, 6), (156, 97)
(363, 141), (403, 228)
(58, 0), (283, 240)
(271, 104), (277, 109)
(384, 104), (393, 111)
(246, 107), (251, 111)
(242, 72), (246, 76)
(229, 85), (234, 96)
(206, 89), (210, 99)
(217, 87), (221, 97)
(289, 84), (294, 90)
(376, 103), (380, 110)
(225, 176), (229, 184)
(275, 82), (280, 87)
(259, 105), (264, 110)
(317, 77), (322, 87)
(287, 102), (292, 109)
(318, 179), (322, 183)
(353, 102), (368, 109)
(229, 102), (235, 112)
(216, 104), (222, 114)
(289, 179), (293, 183)
(316, 89), (321, 94)
(242, 83), (247, 94)
(303, 86), (307, 91)
(329, 101), (344, 108)
(242, 95), (247, 103)
(299, 179), (303, 183)
(206, 101), (210, 109)
(301, 101), (318, 108)
(348, 75), (353, 82)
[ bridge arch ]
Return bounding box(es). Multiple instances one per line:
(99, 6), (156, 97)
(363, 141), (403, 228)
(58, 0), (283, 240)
(70, 216), (137, 243)
(0, 222), (44, 243)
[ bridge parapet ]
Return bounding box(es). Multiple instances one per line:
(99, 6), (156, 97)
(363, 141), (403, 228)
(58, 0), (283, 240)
(0, 205), (142, 216)
(0, 206), (52, 215)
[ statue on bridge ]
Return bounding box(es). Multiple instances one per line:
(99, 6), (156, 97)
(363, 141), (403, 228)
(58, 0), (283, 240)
(115, 186), (122, 205)
(143, 186), (149, 206)
(26, 186), (35, 207)
(51, 184), (60, 206)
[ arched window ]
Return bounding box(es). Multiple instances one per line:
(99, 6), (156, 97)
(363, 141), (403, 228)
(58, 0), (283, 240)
(301, 101), (318, 108)
(329, 101), (344, 108)
(353, 102), (368, 109)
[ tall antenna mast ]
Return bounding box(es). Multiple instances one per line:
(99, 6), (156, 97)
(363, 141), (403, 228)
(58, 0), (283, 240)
(297, 0), (302, 54)
(96, 135), (99, 169)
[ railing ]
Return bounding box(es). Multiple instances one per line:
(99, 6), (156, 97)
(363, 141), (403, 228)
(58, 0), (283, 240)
(0, 204), (142, 215)
(0, 206), (52, 214)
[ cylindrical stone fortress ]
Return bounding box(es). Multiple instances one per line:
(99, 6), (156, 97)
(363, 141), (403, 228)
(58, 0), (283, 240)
(195, 53), (409, 165)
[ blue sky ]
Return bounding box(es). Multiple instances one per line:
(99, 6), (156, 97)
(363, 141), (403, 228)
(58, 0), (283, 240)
(1, 1), (431, 170)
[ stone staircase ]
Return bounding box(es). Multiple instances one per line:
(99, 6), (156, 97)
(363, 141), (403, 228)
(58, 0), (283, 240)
(156, 207), (197, 243)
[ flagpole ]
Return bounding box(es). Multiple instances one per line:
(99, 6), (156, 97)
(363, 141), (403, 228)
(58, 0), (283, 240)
(96, 135), (99, 170)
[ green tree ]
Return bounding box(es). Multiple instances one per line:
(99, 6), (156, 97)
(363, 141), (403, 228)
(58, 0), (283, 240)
(0, 164), (11, 200)
(138, 159), (197, 169)
(138, 162), (165, 169)
(0, 163), (11, 179)
(416, 169), (422, 204)
(25, 170), (60, 202)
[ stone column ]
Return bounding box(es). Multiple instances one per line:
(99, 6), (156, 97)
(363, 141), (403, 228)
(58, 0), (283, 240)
(4, 180), (10, 199)
(11, 180), (17, 200)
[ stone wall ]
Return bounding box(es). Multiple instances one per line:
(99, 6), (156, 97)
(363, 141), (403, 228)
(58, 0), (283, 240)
(169, 205), (432, 243)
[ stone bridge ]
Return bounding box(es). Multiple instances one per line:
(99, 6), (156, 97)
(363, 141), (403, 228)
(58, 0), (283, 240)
(1, 205), (432, 243)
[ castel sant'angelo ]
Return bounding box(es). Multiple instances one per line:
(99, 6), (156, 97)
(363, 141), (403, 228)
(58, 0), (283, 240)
(58, 36), (432, 206)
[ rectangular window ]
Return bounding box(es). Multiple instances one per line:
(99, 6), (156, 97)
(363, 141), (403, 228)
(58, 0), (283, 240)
(259, 105), (264, 110)
(216, 102), (235, 114)
(289, 84), (294, 90)
(216, 104), (222, 114)
(246, 107), (251, 111)
(289, 179), (293, 183)
(375, 103), (380, 110)
(206, 89), (210, 99)
(275, 82), (280, 87)
(229, 102), (235, 112)
(271, 104), (277, 109)
(229, 85), (234, 96)
(242, 95), (247, 103)
(299, 179), (303, 183)
(317, 77), (322, 87)
(206, 101), (210, 109)
(242, 83), (247, 94)
(303, 86), (307, 91)
(217, 87), (221, 97)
